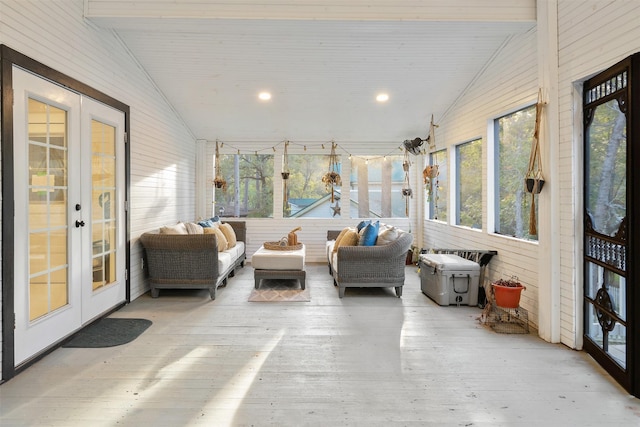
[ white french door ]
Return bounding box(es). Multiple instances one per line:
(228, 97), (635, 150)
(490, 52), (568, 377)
(80, 97), (126, 321)
(13, 67), (125, 365)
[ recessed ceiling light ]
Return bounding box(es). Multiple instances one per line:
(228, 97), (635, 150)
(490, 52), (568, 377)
(376, 93), (389, 102)
(258, 92), (272, 101)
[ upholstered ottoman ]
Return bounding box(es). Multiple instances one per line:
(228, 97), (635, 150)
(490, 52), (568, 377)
(252, 244), (306, 289)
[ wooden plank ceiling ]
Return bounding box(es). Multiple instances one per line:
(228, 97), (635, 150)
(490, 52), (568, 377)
(86, 0), (536, 145)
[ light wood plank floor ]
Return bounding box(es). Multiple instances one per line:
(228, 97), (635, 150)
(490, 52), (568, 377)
(2, 264), (640, 426)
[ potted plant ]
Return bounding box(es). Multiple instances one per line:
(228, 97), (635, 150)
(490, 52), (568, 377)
(213, 176), (227, 190)
(282, 140), (290, 180)
(322, 142), (342, 202)
(491, 277), (526, 308)
(213, 140), (227, 191)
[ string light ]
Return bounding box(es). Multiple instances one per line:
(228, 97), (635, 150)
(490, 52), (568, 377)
(211, 139), (409, 162)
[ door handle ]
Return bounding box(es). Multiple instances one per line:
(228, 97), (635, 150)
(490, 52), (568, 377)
(75, 220), (85, 228)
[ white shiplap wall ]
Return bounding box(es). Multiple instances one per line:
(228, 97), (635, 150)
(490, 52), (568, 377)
(424, 0), (640, 348)
(0, 0), (197, 377)
(423, 28), (541, 328)
(556, 0), (640, 348)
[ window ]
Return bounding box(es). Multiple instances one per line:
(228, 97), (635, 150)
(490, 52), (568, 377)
(427, 149), (447, 221)
(350, 155), (406, 218)
(494, 105), (537, 240)
(455, 139), (482, 228)
(284, 154), (341, 218)
(214, 154), (273, 218)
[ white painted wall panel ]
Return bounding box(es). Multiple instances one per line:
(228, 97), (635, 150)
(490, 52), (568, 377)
(426, 0), (640, 345)
(423, 29), (541, 328)
(0, 0), (196, 376)
(556, 0), (640, 347)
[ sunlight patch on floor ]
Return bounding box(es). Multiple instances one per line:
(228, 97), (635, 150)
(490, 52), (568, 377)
(199, 329), (285, 426)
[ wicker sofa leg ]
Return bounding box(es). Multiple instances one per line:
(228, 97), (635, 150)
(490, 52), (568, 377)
(395, 286), (403, 297)
(209, 287), (216, 300)
(151, 287), (159, 298)
(339, 286), (346, 298)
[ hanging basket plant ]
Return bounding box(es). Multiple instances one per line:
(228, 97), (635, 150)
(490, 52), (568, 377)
(213, 176), (227, 190)
(402, 149), (413, 216)
(213, 140), (227, 192)
(323, 141), (341, 202)
(423, 164), (439, 202)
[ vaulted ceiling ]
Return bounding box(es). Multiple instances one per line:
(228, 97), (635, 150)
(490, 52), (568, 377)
(86, 0), (536, 144)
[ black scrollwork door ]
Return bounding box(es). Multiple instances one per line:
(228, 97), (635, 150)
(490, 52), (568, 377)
(583, 54), (639, 397)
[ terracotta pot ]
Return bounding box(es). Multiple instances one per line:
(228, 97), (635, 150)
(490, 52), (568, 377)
(492, 283), (525, 308)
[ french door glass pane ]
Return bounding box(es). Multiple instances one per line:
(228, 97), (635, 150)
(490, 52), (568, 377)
(27, 98), (69, 321)
(91, 119), (117, 290)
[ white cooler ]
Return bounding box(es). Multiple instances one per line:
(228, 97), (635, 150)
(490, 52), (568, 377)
(419, 253), (480, 306)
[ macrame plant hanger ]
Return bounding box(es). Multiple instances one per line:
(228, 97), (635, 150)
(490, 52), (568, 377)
(323, 141), (341, 203)
(402, 149), (413, 216)
(525, 89), (546, 235)
(282, 140), (290, 213)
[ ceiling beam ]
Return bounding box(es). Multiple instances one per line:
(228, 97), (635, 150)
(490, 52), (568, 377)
(85, 0), (536, 23)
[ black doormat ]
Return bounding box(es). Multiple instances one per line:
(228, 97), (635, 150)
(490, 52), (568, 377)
(62, 318), (152, 348)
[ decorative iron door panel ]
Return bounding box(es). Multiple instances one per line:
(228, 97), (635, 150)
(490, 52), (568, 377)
(583, 53), (640, 397)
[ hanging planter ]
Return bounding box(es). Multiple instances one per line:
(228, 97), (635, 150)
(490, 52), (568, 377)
(525, 176), (545, 194)
(281, 140), (290, 180)
(423, 164), (439, 202)
(213, 140), (227, 191)
(213, 177), (227, 190)
(282, 140), (291, 212)
(491, 278), (526, 309)
(402, 149), (413, 216)
(322, 141), (341, 202)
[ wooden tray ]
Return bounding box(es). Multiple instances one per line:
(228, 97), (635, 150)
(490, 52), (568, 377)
(263, 241), (303, 251)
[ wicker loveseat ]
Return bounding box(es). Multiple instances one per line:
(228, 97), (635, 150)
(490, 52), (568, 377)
(326, 226), (413, 298)
(140, 221), (246, 299)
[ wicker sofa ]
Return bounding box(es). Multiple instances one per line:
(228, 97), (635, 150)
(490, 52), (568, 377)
(139, 221), (246, 299)
(326, 226), (413, 298)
